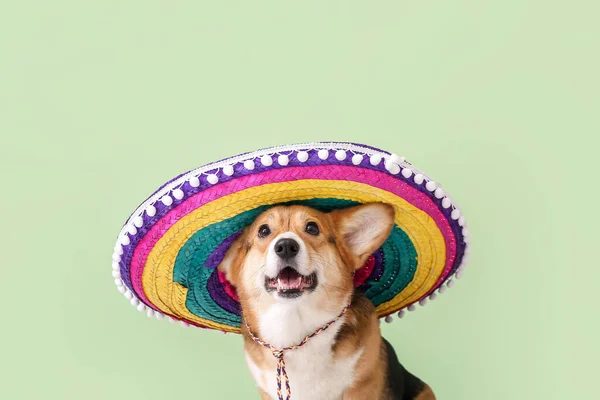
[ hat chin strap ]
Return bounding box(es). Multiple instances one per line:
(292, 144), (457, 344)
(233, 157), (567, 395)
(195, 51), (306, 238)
(244, 303), (351, 400)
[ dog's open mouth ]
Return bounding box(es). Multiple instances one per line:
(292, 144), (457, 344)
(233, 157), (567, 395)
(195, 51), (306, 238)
(265, 267), (318, 298)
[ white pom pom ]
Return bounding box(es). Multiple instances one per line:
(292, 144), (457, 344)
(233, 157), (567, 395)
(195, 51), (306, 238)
(117, 285), (126, 294)
(419, 298), (428, 307)
(115, 245), (123, 255)
(297, 151), (309, 162)
(425, 181), (437, 191)
(127, 225), (137, 236)
(434, 187), (445, 199)
(130, 297), (139, 307)
(133, 216), (144, 228)
(447, 279), (456, 288)
(413, 174), (424, 184)
(429, 292), (438, 301)
(244, 160), (255, 170)
(124, 290), (133, 300)
(277, 154), (289, 166)
(456, 268), (465, 279)
(120, 235), (130, 246)
(390, 154), (405, 164)
(458, 216), (466, 226)
(401, 168), (413, 178)
(451, 209), (461, 220)
(161, 195), (173, 206)
(168, 317), (175, 323)
(137, 303), (146, 312)
(351, 154), (363, 165)
(207, 174), (219, 185)
(407, 304), (416, 311)
(114, 278), (123, 287)
(189, 176), (200, 187)
(441, 198), (452, 209)
(335, 150), (346, 161)
(386, 161), (400, 174)
(112, 270), (121, 279)
(370, 154), (382, 166)
(318, 149), (328, 160)
(173, 189), (184, 200)
(156, 312), (165, 320)
(112, 262), (120, 271)
(180, 321), (189, 328)
(397, 310), (406, 319)
(463, 235), (471, 243)
(462, 227), (470, 237)
(223, 165), (234, 176)
(385, 315), (393, 323)
(147, 309), (155, 318)
(146, 204), (157, 217)
(439, 284), (447, 294)
(112, 253), (121, 263)
(261, 155), (273, 166)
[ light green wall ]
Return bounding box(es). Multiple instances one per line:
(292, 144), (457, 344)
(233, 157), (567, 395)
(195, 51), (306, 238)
(1, 1), (597, 399)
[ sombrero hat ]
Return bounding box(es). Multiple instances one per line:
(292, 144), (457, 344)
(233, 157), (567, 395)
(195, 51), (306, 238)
(112, 142), (470, 333)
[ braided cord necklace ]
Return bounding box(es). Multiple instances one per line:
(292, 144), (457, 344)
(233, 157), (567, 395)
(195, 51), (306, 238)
(244, 303), (351, 400)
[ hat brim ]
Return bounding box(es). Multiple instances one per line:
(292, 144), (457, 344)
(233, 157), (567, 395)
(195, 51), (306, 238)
(112, 142), (470, 332)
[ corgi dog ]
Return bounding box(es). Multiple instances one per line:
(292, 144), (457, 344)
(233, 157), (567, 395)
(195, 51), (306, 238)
(218, 203), (436, 400)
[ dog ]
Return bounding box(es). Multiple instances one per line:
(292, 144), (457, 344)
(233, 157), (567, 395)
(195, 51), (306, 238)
(218, 203), (436, 400)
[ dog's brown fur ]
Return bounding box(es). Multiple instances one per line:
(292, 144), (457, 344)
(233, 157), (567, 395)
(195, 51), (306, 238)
(220, 204), (435, 399)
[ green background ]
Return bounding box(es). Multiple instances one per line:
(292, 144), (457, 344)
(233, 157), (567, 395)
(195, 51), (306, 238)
(1, 1), (597, 399)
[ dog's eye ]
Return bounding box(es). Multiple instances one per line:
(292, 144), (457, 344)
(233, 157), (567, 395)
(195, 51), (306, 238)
(305, 222), (320, 236)
(258, 224), (271, 238)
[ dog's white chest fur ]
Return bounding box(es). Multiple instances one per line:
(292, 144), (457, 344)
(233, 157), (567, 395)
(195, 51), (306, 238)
(245, 304), (362, 400)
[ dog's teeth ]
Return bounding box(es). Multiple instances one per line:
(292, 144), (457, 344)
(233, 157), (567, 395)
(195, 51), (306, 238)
(277, 278), (282, 290)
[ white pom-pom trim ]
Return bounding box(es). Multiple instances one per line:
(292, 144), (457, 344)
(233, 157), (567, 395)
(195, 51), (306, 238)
(244, 160), (255, 170)
(413, 174), (424, 185)
(261, 155), (273, 166)
(120, 235), (130, 246)
(297, 151), (309, 162)
(127, 225), (137, 236)
(189, 176), (200, 187)
(161, 195), (173, 206)
(351, 154), (363, 165)
(207, 174), (219, 185)
(385, 315), (393, 323)
(133, 216), (144, 228)
(425, 181), (437, 192)
(370, 154), (382, 166)
(401, 168), (413, 178)
(335, 150), (347, 161)
(278, 154), (289, 166)
(173, 189), (184, 200)
(318, 149), (328, 160)
(451, 209), (461, 220)
(223, 165), (234, 176)
(146, 204), (157, 217)
(441, 198), (452, 209)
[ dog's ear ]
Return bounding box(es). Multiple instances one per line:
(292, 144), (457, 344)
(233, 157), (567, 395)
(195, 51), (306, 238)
(331, 203), (395, 269)
(217, 228), (248, 286)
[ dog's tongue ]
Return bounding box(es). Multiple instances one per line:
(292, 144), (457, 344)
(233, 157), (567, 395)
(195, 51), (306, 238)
(278, 267), (302, 289)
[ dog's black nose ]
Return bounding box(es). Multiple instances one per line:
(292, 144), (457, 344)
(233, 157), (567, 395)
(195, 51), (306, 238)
(274, 238), (300, 259)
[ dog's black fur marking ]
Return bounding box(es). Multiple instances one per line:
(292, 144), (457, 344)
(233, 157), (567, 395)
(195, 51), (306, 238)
(383, 337), (427, 400)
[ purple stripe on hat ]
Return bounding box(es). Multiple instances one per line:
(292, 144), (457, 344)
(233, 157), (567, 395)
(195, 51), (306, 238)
(204, 231), (243, 269)
(206, 270), (241, 315)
